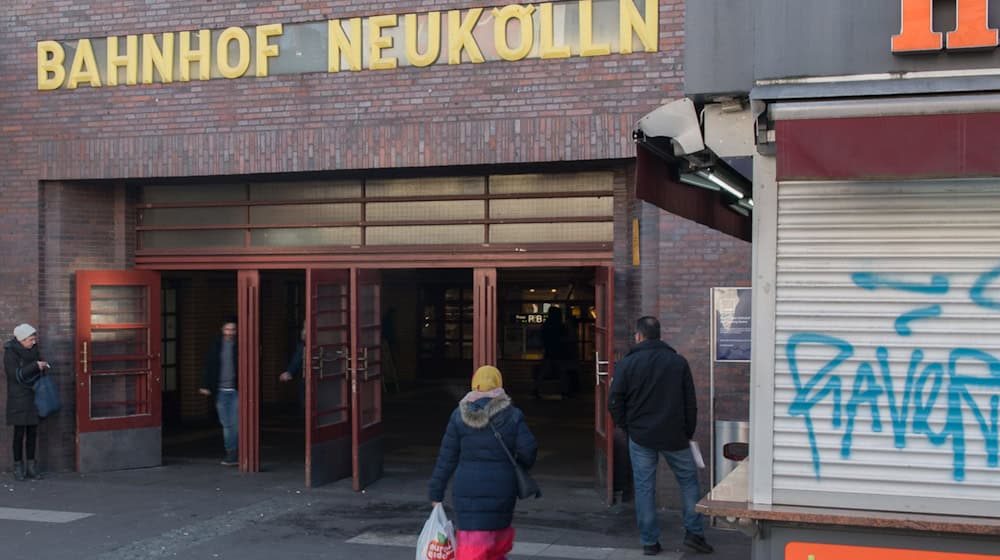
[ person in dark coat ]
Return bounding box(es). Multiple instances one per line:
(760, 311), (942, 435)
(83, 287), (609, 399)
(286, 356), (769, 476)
(429, 365), (538, 560)
(608, 316), (713, 555)
(534, 306), (574, 398)
(4, 323), (50, 481)
(198, 317), (239, 466)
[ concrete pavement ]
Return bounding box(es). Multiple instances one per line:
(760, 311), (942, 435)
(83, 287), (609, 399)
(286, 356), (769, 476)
(0, 458), (750, 560)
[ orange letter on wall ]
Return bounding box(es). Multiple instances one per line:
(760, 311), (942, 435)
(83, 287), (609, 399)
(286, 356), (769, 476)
(947, 0), (999, 49)
(891, 0), (943, 52)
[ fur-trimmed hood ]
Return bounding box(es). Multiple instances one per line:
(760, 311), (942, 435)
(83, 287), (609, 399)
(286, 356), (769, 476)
(459, 390), (512, 429)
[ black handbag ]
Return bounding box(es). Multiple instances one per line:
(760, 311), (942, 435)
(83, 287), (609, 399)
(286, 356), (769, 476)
(488, 420), (541, 499)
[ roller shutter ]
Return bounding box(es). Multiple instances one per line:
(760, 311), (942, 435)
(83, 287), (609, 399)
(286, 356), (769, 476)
(772, 179), (1000, 516)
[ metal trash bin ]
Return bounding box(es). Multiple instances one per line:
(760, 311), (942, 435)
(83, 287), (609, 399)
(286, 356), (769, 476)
(714, 420), (749, 486)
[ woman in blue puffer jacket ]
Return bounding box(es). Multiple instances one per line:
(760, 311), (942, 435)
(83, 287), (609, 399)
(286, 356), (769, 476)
(428, 365), (538, 560)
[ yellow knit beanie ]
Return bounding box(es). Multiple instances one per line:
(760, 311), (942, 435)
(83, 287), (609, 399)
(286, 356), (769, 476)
(471, 365), (503, 392)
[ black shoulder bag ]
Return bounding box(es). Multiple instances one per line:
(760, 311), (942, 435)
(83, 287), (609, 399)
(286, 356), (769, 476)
(488, 420), (541, 499)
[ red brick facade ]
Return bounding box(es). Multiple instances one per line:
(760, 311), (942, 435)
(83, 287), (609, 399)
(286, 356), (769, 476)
(0, 0), (749, 492)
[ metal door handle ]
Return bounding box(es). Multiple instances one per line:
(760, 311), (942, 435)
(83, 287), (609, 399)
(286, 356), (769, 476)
(311, 347), (325, 376)
(313, 347), (349, 377)
(80, 340), (89, 374)
(355, 347), (368, 379)
(595, 351), (609, 385)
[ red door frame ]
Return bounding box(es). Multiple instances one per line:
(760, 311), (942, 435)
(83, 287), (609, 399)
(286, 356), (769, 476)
(75, 270), (163, 433)
(237, 270), (261, 473)
(351, 268), (383, 491)
(473, 268), (498, 369)
(594, 265), (616, 505)
(305, 268), (353, 487)
(75, 270), (162, 471)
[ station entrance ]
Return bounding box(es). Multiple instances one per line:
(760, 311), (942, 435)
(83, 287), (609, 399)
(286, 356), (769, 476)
(74, 264), (616, 497)
(72, 170), (618, 497)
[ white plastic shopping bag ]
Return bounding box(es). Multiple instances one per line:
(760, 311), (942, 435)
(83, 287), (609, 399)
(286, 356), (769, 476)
(416, 503), (456, 560)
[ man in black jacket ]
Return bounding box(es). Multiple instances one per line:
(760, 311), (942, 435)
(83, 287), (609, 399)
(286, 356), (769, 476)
(608, 316), (712, 555)
(199, 317), (239, 466)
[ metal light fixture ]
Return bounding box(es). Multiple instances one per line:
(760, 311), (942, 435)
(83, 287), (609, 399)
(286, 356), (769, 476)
(678, 172), (720, 191)
(678, 168), (755, 213)
(705, 172), (745, 200)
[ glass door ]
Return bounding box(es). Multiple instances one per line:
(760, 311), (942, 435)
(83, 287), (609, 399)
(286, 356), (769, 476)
(75, 270), (162, 472)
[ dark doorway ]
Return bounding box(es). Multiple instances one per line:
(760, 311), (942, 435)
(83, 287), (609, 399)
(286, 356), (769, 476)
(259, 270), (307, 468)
(159, 271), (238, 463)
(378, 267), (599, 489)
(159, 270), (307, 471)
(381, 269), (474, 384)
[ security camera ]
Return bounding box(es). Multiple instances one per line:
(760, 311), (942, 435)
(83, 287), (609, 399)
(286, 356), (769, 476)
(634, 98), (705, 156)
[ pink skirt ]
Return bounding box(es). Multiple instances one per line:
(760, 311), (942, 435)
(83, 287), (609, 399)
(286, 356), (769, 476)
(455, 527), (515, 560)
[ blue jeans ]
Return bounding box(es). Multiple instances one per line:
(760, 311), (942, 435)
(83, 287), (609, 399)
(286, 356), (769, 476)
(215, 389), (239, 453)
(629, 438), (704, 545)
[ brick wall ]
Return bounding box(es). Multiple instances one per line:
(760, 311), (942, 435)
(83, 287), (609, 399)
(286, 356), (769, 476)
(22, 181), (129, 471)
(0, 0), (699, 477)
(610, 161), (754, 505)
(0, 0), (683, 428)
(622, 201), (752, 503)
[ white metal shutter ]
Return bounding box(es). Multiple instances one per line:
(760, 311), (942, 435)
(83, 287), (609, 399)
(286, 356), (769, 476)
(772, 179), (1000, 516)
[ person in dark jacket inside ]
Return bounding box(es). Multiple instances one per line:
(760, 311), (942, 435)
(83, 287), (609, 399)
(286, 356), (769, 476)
(4, 323), (50, 481)
(608, 316), (713, 555)
(199, 317), (239, 466)
(429, 365), (538, 560)
(534, 306), (576, 399)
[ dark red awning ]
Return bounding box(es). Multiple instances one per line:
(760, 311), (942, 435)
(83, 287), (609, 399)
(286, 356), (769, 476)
(634, 144), (752, 242)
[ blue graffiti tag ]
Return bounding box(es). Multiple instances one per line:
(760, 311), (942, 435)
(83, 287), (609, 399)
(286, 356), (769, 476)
(971, 264), (1000, 311)
(789, 266), (1000, 481)
(894, 305), (942, 336)
(851, 272), (949, 294)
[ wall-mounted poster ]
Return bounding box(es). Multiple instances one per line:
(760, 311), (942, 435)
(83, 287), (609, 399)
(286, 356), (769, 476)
(712, 287), (751, 362)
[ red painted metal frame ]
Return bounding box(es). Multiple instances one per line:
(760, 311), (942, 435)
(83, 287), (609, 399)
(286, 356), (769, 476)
(593, 265), (616, 506)
(776, 113), (1000, 181)
(473, 268), (498, 370)
(75, 270), (162, 435)
(136, 249), (613, 271)
(137, 245), (612, 263)
(305, 268), (352, 487)
(237, 270), (261, 473)
(351, 268), (383, 491)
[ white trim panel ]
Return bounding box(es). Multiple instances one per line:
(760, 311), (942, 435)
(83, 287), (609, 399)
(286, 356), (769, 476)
(769, 93), (1000, 121)
(750, 152), (779, 505)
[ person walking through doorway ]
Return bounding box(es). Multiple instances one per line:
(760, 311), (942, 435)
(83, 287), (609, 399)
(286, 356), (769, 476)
(534, 306), (573, 399)
(4, 324), (50, 481)
(429, 365), (538, 560)
(199, 317), (239, 466)
(608, 316), (713, 555)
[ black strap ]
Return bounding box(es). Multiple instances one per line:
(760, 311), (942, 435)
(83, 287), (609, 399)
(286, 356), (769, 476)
(15, 357), (41, 387)
(487, 419), (520, 469)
